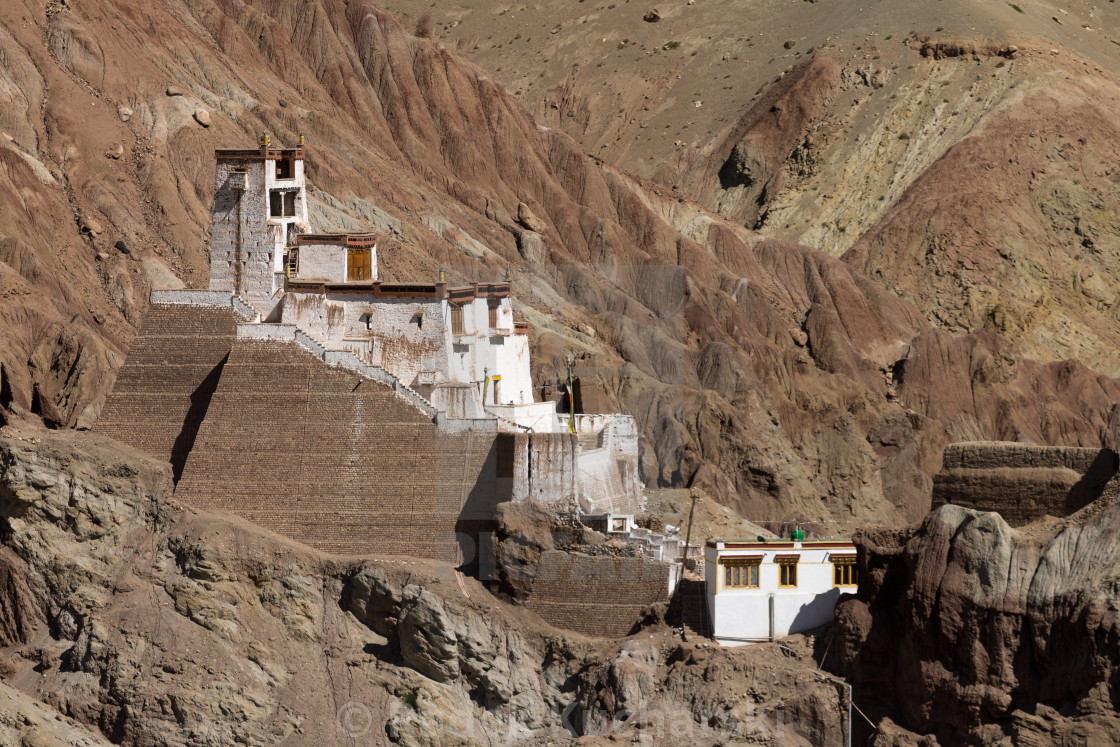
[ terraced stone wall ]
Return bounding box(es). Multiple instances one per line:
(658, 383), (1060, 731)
(526, 550), (670, 637)
(94, 305), (235, 480)
(932, 442), (1118, 526)
(174, 339), (507, 561)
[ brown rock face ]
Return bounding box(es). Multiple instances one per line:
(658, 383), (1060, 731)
(0, 424), (848, 746)
(842, 73), (1120, 377)
(1, 0), (1118, 527)
(30, 382), (64, 429)
(831, 486), (1120, 744)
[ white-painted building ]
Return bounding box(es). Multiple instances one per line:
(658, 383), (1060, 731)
(209, 138), (553, 431)
(705, 538), (857, 646)
(203, 136), (644, 514)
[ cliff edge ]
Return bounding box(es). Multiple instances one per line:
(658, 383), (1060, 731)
(832, 477), (1120, 744)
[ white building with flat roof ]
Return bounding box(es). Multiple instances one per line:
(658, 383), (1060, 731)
(705, 537), (857, 646)
(200, 135), (644, 515)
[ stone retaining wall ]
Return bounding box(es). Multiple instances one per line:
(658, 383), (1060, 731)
(932, 442), (1118, 526)
(94, 304), (236, 481)
(525, 550), (670, 637)
(175, 339), (506, 561)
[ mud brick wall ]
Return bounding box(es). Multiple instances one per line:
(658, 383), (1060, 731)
(94, 305), (236, 480)
(932, 442), (1119, 526)
(572, 373), (609, 414)
(175, 339), (507, 561)
(283, 291), (449, 388)
(210, 160), (273, 300)
(526, 433), (578, 504)
(526, 550), (670, 637)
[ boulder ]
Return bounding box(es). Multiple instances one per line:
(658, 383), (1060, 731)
(643, 9), (661, 22)
(193, 109), (211, 127)
(516, 202), (547, 233)
(117, 105), (132, 122)
(165, 85), (184, 96)
(80, 217), (103, 236)
(141, 257), (185, 290)
(104, 143), (123, 159)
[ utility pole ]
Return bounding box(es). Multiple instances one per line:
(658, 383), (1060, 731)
(566, 353), (575, 433)
(682, 490), (698, 571)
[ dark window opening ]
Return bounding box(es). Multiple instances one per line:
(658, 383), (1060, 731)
(270, 191), (297, 217)
(275, 157), (294, 180)
(778, 561), (798, 588)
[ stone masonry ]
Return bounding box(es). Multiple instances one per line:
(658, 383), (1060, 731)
(932, 441), (1119, 526)
(174, 338), (508, 562)
(94, 305), (236, 481)
(526, 551), (671, 637)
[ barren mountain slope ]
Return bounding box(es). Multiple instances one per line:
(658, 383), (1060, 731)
(0, 422), (849, 745)
(383, 0), (1120, 378)
(378, 0), (1120, 179)
(1, 0), (1119, 526)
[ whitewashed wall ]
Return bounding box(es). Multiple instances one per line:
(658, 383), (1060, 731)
(705, 543), (856, 645)
(295, 243), (347, 282)
(283, 292), (449, 389)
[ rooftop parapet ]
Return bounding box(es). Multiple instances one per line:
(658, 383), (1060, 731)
(296, 233), (377, 247)
(214, 146), (306, 161)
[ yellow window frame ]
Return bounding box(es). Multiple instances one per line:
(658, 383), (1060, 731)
(721, 558), (760, 590)
(832, 555), (857, 587)
(777, 558), (798, 588)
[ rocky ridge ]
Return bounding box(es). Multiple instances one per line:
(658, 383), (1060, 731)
(0, 421), (849, 745)
(2, 0), (1119, 528)
(832, 476), (1120, 744)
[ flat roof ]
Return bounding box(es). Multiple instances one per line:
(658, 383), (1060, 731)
(297, 233), (378, 247)
(285, 280), (515, 302)
(708, 539), (855, 549)
(215, 146), (305, 160)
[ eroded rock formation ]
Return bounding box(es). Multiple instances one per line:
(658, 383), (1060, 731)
(0, 423), (849, 745)
(832, 480), (1120, 744)
(1, 0), (1118, 527)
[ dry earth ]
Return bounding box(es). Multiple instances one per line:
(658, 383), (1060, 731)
(381, 0), (1120, 373)
(1, 0), (1119, 530)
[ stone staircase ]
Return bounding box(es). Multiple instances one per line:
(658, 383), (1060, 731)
(236, 323), (439, 419)
(667, 577), (710, 638)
